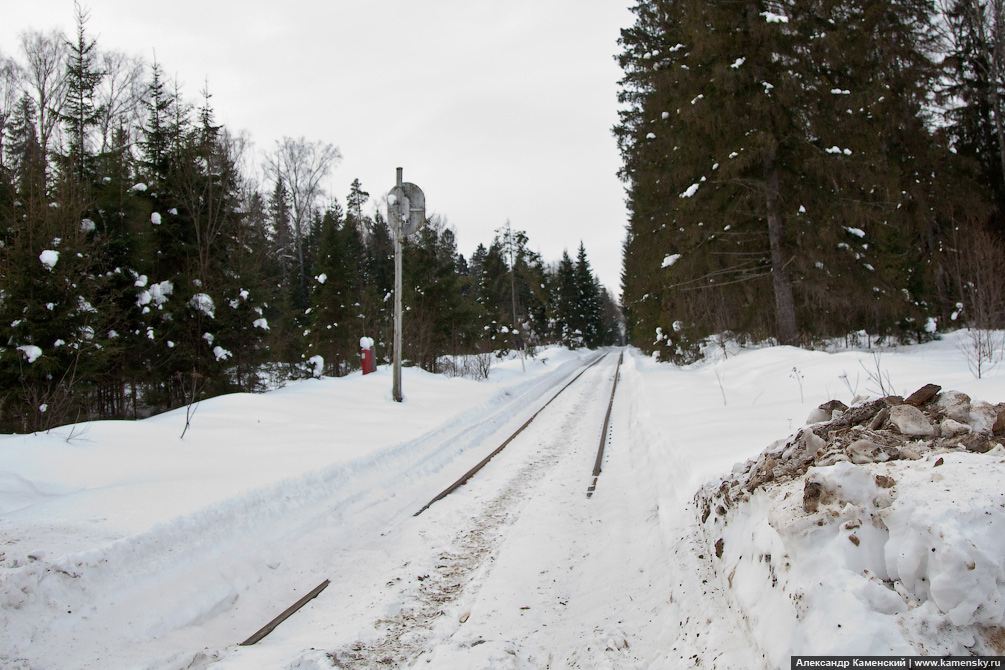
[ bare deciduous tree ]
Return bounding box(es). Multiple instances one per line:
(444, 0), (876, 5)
(947, 221), (1005, 377)
(266, 136), (341, 278)
(19, 28), (68, 158)
(96, 50), (146, 153)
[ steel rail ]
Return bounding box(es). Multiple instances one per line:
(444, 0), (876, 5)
(587, 350), (623, 498)
(413, 352), (609, 516)
(239, 579), (330, 646)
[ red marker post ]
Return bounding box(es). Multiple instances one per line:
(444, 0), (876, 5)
(360, 336), (375, 375)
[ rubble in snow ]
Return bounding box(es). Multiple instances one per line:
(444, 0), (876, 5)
(701, 384), (1005, 515)
(695, 384), (1005, 659)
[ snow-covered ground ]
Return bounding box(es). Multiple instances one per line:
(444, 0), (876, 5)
(1, 333), (1004, 669)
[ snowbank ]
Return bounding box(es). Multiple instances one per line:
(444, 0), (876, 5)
(697, 384), (1005, 662)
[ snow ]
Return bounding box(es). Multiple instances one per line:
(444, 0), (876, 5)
(38, 249), (58, 270)
(762, 11), (790, 23)
(680, 182), (701, 198)
(662, 253), (682, 268)
(15, 345), (42, 363)
(151, 212), (162, 225)
(306, 354), (324, 377)
(150, 280), (173, 305)
(1, 335), (1004, 668)
(360, 336), (374, 349)
(189, 292), (215, 318)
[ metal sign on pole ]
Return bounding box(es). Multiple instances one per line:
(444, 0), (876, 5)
(387, 167), (425, 403)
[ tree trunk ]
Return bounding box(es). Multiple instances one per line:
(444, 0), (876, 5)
(763, 148), (798, 345)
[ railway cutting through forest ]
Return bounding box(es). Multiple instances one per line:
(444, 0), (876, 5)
(2, 348), (767, 669)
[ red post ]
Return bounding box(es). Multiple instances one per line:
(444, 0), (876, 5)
(360, 336), (375, 375)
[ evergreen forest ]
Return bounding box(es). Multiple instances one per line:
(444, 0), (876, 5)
(0, 9), (620, 434)
(616, 0), (1005, 361)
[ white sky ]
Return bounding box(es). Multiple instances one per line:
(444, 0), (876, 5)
(1, 0), (634, 292)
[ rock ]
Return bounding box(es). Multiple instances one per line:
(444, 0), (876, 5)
(936, 390), (972, 424)
(807, 399), (847, 424)
(830, 399), (889, 430)
(822, 399), (849, 414)
(715, 537), (724, 558)
(803, 481), (824, 513)
(868, 407), (890, 431)
(875, 474), (896, 488)
(849, 439), (884, 464)
(801, 429), (827, 457)
(905, 383), (941, 407)
(969, 401), (998, 435)
(941, 418), (972, 438)
(816, 452), (851, 467)
(889, 405), (936, 437)
(961, 432), (993, 453)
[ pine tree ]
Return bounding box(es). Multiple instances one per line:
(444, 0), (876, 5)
(346, 178), (370, 238)
(59, 3), (104, 180)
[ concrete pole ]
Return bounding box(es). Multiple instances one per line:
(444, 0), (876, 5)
(392, 168), (404, 402)
(507, 220), (525, 373)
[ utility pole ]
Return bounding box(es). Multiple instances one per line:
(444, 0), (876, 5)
(392, 169), (404, 402)
(506, 220), (526, 373)
(387, 167), (425, 402)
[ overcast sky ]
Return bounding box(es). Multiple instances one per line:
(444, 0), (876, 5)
(2, 1), (634, 292)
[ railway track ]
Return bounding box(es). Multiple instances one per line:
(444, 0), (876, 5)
(323, 349), (627, 667)
(241, 350), (626, 656)
(413, 350), (621, 516)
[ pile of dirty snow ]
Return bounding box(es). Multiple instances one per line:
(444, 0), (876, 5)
(696, 384), (1005, 664)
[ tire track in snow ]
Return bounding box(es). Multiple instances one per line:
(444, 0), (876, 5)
(0, 354), (600, 669)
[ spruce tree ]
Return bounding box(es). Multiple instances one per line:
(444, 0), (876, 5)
(617, 0), (971, 357)
(59, 3), (104, 181)
(573, 242), (604, 348)
(553, 251), (581, 348)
